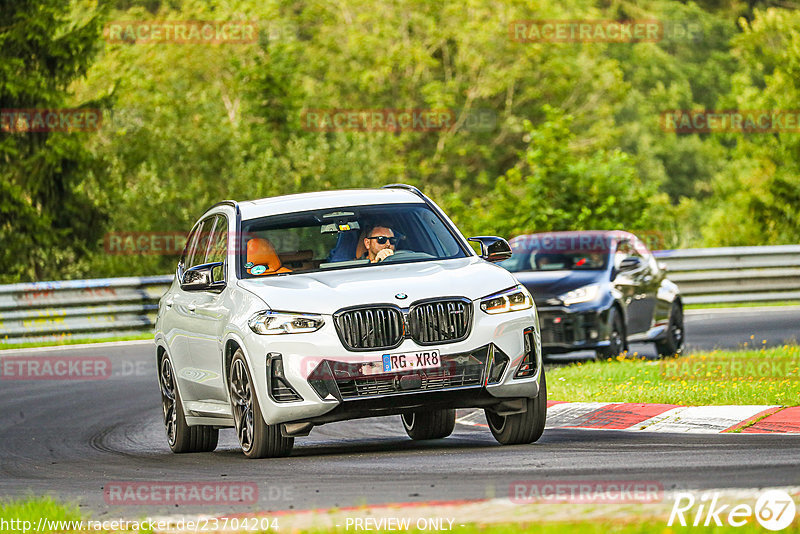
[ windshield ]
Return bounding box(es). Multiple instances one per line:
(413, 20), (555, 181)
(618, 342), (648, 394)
(500, 235), (611, 273)
(238, 203), (468, 278)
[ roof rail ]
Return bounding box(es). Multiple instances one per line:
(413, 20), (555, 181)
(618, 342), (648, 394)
(206, 200), (240, 215)
(382, 183), (425, 200)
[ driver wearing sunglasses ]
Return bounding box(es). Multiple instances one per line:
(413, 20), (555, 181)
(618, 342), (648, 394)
(363, 225), (397, 263)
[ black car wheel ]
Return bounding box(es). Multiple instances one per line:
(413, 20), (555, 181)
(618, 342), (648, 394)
(159, 355), (218, 453)
(656, 301), (685, 357)
(596, 307), (625, 359)
(485, 369), (547, 445)
(401, 409), (456, 440)
(229, 349), (293, 459)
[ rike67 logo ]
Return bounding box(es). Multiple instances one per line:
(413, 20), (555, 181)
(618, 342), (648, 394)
(669, 490), (797, 531)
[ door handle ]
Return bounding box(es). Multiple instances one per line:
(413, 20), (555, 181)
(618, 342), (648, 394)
(188, 303), (196, 313)
(164, 297), (173, 309)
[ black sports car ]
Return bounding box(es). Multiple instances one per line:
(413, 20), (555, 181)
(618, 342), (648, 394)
(499, 230), (684, 359)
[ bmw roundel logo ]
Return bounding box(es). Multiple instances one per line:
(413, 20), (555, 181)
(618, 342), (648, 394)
(395, 293), (408, 300)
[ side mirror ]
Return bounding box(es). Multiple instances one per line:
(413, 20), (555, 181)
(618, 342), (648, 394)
(618, 256), (643, 272)
(181, 262), (225, 292)
(467, 236), (512, 263)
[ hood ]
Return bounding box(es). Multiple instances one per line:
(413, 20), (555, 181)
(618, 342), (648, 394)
(237, 257), (517, 314)
(512, 270), (606, 303)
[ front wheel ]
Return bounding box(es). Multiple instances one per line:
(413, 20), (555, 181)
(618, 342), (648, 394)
(485, 370), (547, 445)
(401, 409), (456, 440)
(229, 350), (293, 459)
(656, 302), (684, 357)
(596, 307), (625, 359)
(159, 355), (218, 453)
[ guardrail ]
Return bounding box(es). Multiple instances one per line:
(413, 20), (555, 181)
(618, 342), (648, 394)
(653, 245), (800, 305)
(0, 245), (798, 345)
(0, 276), (172, 345)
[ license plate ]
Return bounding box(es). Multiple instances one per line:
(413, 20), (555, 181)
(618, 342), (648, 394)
(382, 350), (441, 373)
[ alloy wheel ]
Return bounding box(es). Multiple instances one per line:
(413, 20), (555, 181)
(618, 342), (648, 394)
(159, 357), (178, 446)
(230, 359), (255, 452)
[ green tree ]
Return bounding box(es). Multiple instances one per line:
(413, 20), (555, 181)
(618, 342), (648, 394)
(451, 108), (664, 239)
(0, 0), (109, 282)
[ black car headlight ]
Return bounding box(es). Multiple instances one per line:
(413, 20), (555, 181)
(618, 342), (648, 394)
(558, 284), (600, 306)
(480, 285), (533, 314)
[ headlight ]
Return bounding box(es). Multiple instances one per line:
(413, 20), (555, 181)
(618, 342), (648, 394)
(558, 284), (600, 306)
(480, 285), (533, 314)
(248, 311), (325, 335)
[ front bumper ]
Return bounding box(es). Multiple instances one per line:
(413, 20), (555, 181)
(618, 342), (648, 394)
(537, 305), (611, 354)
(240, 306), (542, 426)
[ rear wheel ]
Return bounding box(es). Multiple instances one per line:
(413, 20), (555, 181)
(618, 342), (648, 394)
(596, 307), (625, 359)
(401, 409), (456, 440)
(656, 302), (684, 357)
(159, 355), (218, 453)
(485, 370), (547, 445)
(229, 350), (293, 459)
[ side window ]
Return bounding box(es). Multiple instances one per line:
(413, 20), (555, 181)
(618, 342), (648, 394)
(179, 224), (201, 274)
(614, 240), (634, 268)
(206, 215), (228, 282)
(186, 217), (215, 269)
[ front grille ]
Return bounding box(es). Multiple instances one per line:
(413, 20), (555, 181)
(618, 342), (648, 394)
(333, 349), (488, 399)
(334, 307), (404, 351)
(540, 313), (567, 345)
(408, 299), (472, 345)
(334, 298), (473, 351)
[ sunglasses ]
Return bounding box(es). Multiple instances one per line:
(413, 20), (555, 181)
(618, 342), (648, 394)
(367, 236), (398, 245)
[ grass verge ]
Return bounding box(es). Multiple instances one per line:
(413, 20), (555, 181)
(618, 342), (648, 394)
(547, 345), (800, 405)
(2, 496), (799, 533)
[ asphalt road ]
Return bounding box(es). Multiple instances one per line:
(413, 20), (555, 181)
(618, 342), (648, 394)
(1, 307), (798, 518)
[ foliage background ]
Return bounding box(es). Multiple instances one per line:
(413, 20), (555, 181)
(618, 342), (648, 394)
(2, 0), (799, 282)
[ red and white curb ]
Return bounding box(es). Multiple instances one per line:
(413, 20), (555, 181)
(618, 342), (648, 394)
(456, 402), (800, 433)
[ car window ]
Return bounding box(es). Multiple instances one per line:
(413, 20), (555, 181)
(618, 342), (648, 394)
(186, 216), (215, 269)
(614, 239), (643, 269)
(205, 215), (228, 282)
(238, 203), (468, 278)
(500, 235), (609, 272)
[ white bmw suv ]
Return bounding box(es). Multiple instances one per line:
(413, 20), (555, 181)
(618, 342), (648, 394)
(154, 184), (546, 458)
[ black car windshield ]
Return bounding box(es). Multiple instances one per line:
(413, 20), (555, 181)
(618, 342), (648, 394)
(238, 203), (468, 278)
(500, 236), (610, 273)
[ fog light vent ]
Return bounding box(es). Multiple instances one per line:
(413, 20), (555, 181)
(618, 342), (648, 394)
(515, 327), (539, 379)
(487, 345), (509, 384)
(268, 354), (303, 403)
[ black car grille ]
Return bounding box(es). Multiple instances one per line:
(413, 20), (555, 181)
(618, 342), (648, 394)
(335, 349), (488, 399)
(408, 299), (472, 345)
(334, 299), (473, 351)
(334, 307), (404, 350)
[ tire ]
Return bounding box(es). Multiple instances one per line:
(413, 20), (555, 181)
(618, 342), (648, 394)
(656, 301), (685, 357)
(159, 355), (218, 453)
(401, 409), (456, 440)
(228, 350), (293, 459)
(596, 307), (625, 359)
(485, 369), (547, 445)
